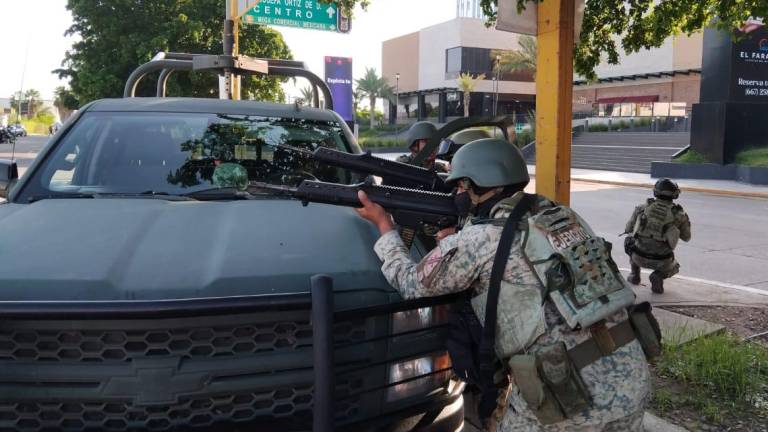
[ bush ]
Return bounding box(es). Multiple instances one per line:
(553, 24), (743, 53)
(358, 137), (406, 149)
(734, 147), (768, 167)
(588, 123), (609, 132)
(514, 129), (535, 147)
(674, 149), (709, 164)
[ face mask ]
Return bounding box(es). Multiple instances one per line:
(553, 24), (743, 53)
(454, 191), (474, 218)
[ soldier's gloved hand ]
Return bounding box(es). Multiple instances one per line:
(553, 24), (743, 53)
(356, 190), (395, 235)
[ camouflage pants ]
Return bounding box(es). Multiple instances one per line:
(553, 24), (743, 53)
(629, 253), (679, 279)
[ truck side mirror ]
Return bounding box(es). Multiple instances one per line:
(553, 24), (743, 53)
(0, 159), (19, 199)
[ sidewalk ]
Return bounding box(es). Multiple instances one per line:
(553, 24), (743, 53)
(527, 165), (768, 198)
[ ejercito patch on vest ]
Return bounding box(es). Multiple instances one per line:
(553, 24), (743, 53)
(547, 224), (592, 251)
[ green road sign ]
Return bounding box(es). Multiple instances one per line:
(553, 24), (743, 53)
(243, 0), (349, 33)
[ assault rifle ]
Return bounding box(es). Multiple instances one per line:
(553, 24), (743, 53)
(278, 145), (449, 192)
(250, 179), (459, 230)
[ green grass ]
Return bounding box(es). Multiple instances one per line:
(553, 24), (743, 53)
(734, 147), (768, 167)
(657, 332), (768, 410)
(673, 149), (709, 164)
(358, 137), (406, 149)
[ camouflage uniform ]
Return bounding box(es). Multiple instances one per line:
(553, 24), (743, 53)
(374, 192), (651, 431)
(212, 162), (249, 190)
(625, 198), (691, 279)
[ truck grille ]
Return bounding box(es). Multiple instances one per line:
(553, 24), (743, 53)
(0, 312), (368, 431)
(0, 378), (364, 432)
(0, 319), (366, 362)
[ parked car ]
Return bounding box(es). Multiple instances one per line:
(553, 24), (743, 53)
(0, 54), (465, 432)
(8, 123), (27, 137)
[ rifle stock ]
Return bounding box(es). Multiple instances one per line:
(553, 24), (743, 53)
(252, 180), (459, 230)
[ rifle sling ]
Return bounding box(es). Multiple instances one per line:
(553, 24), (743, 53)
(479, 193), (536, 383)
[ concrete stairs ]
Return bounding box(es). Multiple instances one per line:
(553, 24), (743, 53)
(525, 132), (689, 174)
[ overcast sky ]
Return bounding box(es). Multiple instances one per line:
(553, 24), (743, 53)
(0, 0), (456, 101)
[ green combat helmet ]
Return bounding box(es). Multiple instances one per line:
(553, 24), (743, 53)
(653, 178), (680, 199)
(212, 162), (249, 190)
(405, 121), (437, 151)
(446, 138), (530, 187)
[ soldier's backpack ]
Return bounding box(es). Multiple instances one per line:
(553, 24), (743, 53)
(633, 198), (680, 249)
(523, 204), (636, 330)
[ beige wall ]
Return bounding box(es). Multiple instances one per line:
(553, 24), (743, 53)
(673, 33), (703, 70)
(382, 32), (420, 93)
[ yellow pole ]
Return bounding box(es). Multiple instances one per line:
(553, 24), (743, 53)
(535, 0), (574, 205)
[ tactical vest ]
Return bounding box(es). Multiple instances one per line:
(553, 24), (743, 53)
(633, 199), (679, 249)
(523, 205), (636, 330)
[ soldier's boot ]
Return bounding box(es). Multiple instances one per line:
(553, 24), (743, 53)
(649, 272), (664, 294)
(627, 264), (641, 285)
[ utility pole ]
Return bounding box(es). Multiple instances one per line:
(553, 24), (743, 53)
(222, 0), (242, 100)
(535, 0), (575, 205)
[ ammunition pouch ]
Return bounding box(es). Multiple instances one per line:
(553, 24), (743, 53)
(509, 342), (591, 425)
(627, 302), (662, 360)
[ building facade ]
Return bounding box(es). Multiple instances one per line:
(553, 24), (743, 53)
(382, 17), (535, 123)
(573, 33), (703, 118)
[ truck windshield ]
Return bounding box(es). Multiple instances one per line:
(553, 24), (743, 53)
(20, 112), (352, 200)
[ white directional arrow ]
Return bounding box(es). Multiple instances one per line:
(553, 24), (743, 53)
(326, 6), (336, 19)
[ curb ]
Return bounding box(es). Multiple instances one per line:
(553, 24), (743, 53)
(530, 172), (768, 199)
(575, 177), (768, 199)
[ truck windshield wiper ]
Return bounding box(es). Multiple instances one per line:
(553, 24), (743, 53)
(28, 193), (98, 203)
(181, 187), (257, 200)
(97, 191), (194, 201)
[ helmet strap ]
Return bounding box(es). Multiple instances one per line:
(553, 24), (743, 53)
(468, 187), (504, 206)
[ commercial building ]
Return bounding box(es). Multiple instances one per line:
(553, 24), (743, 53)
(381, 0), (705, 125)
(381, 17), (535, 124)
(573, 33), (703, 118)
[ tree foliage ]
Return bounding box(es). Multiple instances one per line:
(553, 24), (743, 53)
(327, 0), (768, 81)
(493, 35), (537, 77)
(56, 0), (293, 104)
(478, 0), (768, 80)
(355, 67), (393, 129)
(9, 89), (43, 119)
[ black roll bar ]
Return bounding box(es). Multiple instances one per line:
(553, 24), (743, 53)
(156, 69), (174, 97)
(124, 52), (333, 110)
(310, 274), (335, 432)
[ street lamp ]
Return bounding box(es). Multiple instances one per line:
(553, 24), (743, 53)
(395, 72), (400, 136)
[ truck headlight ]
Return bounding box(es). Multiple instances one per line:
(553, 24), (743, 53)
(391, 305), (449, 334)
(386, 352), (452, 402)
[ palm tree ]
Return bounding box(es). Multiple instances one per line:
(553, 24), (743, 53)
(24, 89), (42, 118)
(299, 86), (314, 106)
(456, 73), (485, 117)
(355, 67), (393, 129)
(493, 35), (537, 78)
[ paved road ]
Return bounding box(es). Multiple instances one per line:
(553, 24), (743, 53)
(570, 182), (768, 291)
(0, 135), (49, 170)
(381, 152), (768, 291)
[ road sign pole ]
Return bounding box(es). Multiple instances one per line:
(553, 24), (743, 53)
(535, 0), (574, 205)
(222, 0), (241, 100)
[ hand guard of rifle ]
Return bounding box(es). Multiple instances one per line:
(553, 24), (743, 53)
(251, 179), (459, 230)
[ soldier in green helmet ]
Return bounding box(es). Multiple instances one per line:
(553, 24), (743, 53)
(436, 128), (492, 162)
(624, 178), (692, 294)
(356, 138), (652, 431)
(396, 121), (448, 172)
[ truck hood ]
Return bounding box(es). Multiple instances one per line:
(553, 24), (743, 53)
(0, 198), (392, 301)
